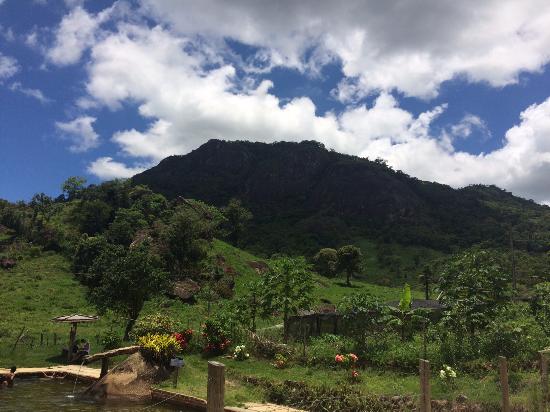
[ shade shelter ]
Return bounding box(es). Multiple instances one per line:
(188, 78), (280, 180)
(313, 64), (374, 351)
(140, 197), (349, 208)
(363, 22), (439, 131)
(51, 314), (99, 362)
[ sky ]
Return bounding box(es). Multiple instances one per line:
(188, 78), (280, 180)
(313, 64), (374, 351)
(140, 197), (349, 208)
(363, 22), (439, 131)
(1, 1), (550, 203)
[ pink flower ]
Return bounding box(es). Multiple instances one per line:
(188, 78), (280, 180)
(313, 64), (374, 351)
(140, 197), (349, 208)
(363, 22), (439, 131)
(349, 353), (358, 363)
(351, 370), (359, 378)
(335, 354), (344, 363)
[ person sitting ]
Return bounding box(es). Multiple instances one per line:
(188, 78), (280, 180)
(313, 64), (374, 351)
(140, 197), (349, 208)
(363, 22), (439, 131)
(0, 366), (16, 387)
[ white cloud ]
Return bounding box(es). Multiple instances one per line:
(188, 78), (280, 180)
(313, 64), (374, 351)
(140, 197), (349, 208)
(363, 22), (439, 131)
(449, 114), (492, 140)
(55, 116), (99, 152)
(0, 53), (18, 79)
(9, 82), (52, 103)
(142, 0), (550, 99)
(46, 5), (112, 66)
(87, 157), (147, 180)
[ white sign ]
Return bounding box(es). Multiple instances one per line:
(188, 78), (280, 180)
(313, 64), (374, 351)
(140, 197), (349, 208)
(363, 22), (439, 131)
(170, 357), (184, 367)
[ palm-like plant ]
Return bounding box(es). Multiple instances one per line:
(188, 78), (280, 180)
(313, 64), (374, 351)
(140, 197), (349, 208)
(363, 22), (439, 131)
(388, 284), (426, 341)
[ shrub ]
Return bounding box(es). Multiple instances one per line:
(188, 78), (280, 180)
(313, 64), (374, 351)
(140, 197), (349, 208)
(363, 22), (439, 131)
(100, 330), (122, 350)
(173, 329), (194, 351)
(138, 333), (181, 364)
(202, 318), (231, 355)
(131, 313), (177, 341)
(233, 345), (250, 361)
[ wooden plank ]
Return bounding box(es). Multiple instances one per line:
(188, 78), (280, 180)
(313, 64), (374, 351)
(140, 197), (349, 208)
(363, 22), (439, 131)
(499, 356), (510, 412)
(83, 345), (140, 363)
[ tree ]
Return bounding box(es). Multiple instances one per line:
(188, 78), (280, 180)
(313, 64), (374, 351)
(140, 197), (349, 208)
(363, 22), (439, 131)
(88, 242), (169, 340)
(233, 281), (262, 332)
(531, 281), (550, 335)
(62, 176), (87, 200)
(419, 264), (435, 300)
(439, 249), (512, 335)
(337, 245), (362, 286)
(313, 248), (338, 277)
(71, 200), (112, 235)
(222, 198), (252, 242)
(260, 256), (313, 341)
(29, 193), (53, 223)
(107, 208), (148, 246)
(159, 206), (213, 279)
(339, 292), (387, 342)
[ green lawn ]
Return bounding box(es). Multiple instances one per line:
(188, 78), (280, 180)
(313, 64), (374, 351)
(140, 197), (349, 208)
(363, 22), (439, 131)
(158, 353), (539, 409)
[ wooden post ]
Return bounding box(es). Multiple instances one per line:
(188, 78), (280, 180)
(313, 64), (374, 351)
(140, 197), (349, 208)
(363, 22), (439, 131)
(68, 322), (77, 362)
(499, 356), (510, 412)
(540, 351), (549, 410)
(419, 359), (431, 412)
(100, 358), (109, 378)
(207, 361), (225, 412)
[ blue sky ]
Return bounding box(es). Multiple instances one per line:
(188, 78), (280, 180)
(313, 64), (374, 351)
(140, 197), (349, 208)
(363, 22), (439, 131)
(1, 0), (550, 203)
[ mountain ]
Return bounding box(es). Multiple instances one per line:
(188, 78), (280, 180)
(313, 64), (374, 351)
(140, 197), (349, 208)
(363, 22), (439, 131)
(132, 139), (550, 255)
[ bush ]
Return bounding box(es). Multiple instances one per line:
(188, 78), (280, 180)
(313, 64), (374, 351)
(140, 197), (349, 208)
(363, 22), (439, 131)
(202, 317), (232, 355)
(131, 313), (177, 341)
(138, 333), (181, 364)
(173, 329), (194, 351)
(480, 306), (547, 365)
(100, 330), (122, 350)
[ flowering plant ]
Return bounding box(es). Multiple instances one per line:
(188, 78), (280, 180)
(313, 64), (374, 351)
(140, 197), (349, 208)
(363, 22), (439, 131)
(173, 329), (194, 350)
(201, 319), (231, 355)
(335, 353), (359, 367)
(439, 364), (457, 387)
(350, 369), (361, 383)
(273, 354), (288, 369)
(233, 345), (250, 361)
(138, 333), (181, 364)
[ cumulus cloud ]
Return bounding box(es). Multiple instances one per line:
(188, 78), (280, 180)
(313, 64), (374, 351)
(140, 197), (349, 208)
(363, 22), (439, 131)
(142, 0), (550, 99)
(0, 53), (18, 79)
(449, 114), (492, 140)
(9, 82), (52, 103)
(55, 116), (99, 152)
(87, 157), (147, 180)
(46, 5), (113, 65)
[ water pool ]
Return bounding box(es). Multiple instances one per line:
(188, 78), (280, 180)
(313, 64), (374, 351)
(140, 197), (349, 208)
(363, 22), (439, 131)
(0, 378), (184, 411)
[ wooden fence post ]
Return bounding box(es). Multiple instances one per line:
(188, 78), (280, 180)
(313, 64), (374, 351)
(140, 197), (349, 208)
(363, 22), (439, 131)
(419, 359), (431, 412)
(100, 358), (109, 379)
(499, 356), (510, 412)
(207, 361), (225, 412)
(540, 351), (549, 410)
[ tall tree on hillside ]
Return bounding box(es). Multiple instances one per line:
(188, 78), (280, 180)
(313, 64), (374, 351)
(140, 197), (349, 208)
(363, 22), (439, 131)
(160, 205), (216, 279)
(222, 198), (253, 243)
(313, 248), (338, 277)
(87, 242), (169, 340)
(62, 176), (87, 200)
(337, 245), (362, 286)
(260, 256), (313, 342)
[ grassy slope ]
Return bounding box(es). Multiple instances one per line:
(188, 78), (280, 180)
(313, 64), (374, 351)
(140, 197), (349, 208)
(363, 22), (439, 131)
(0, 240), (538, 408)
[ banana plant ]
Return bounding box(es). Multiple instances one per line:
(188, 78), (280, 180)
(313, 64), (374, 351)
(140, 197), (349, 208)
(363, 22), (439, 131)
(388, 284), (426, 341)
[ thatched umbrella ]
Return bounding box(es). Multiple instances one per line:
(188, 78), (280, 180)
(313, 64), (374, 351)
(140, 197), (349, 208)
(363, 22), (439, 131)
(51, 314), (99, 362)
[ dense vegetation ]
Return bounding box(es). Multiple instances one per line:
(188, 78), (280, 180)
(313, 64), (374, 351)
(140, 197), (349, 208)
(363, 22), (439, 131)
(2, 140), (550, 410)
